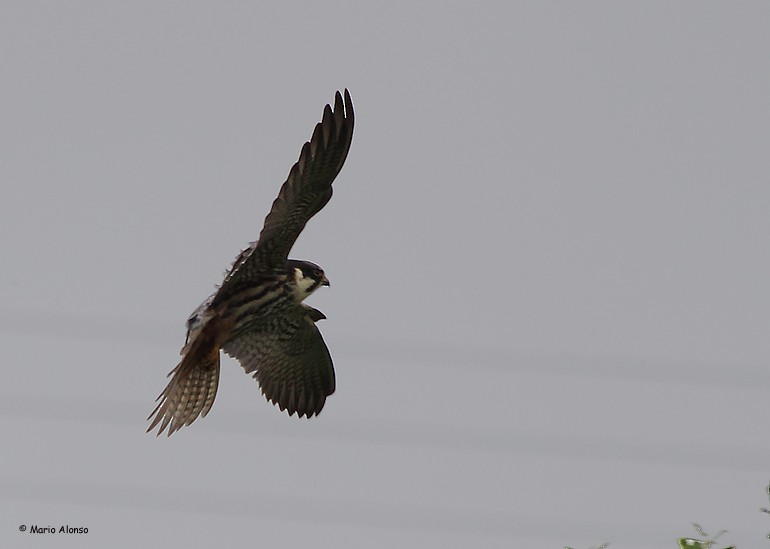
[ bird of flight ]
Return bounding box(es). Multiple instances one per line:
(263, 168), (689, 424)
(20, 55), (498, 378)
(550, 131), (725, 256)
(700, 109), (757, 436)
(148, 90), (354, 436)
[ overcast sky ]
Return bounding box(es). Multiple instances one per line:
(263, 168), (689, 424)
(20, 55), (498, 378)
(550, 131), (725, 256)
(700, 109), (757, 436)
(2, 2), (769, 548)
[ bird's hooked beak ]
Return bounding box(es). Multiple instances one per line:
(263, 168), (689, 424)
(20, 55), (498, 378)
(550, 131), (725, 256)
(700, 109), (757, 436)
(321, 275), (330, 287)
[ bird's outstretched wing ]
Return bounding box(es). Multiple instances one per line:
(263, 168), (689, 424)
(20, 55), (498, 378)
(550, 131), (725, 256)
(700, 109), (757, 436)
(214, 90), (354, 303)
(222, 307), (335, 418)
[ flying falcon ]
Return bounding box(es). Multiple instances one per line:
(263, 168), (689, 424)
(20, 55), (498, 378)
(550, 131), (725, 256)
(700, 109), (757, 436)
(148, 90), (354, 436)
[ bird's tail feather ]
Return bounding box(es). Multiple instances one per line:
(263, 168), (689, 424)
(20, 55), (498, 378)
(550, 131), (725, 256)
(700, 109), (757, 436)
(147, 323), (221, 437)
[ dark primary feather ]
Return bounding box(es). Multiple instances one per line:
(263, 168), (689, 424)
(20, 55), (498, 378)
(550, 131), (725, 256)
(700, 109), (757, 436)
(214, 90), (354, 305)
(222, 305), (335, 418)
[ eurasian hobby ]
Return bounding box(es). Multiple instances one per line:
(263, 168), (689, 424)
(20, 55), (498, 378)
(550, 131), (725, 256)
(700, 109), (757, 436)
(148, 90), (354, 436)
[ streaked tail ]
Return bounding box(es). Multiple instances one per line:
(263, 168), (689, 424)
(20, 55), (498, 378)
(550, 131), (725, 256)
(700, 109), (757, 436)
(147, 323), (222, 437)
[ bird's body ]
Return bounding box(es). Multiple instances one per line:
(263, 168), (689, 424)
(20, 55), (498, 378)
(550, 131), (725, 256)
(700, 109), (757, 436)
(148, 90), (354, 436)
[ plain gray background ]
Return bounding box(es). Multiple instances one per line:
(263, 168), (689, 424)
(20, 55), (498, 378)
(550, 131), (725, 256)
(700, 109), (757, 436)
(1, 2), (769, 548)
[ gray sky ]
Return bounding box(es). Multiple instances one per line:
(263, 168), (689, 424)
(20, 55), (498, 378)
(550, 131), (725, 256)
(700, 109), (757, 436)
(2, 2), (769, 548)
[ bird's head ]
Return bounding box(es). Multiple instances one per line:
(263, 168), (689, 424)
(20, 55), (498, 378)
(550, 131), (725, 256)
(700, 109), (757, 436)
(288, 259), (329, 301)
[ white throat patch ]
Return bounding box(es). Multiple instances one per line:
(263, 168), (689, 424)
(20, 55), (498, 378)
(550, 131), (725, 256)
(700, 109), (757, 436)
(293, 267), (319, 301)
